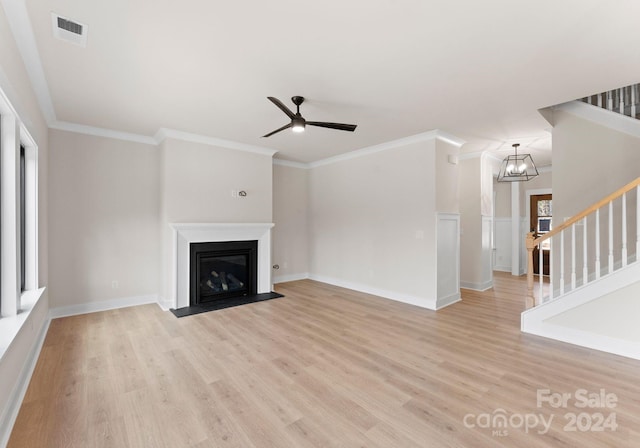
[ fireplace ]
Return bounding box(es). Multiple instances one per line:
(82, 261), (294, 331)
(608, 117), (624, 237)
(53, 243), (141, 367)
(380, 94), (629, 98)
(170, 223), (273, 310)
(190, 240), (257, 305)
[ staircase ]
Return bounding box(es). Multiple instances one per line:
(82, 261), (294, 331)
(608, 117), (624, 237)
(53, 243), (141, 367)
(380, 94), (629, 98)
(521, 177), (640, 360)
(581, 83), (640, 120)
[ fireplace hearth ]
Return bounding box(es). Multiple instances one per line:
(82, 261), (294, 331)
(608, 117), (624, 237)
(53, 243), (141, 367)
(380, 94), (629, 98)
(190, 240), (258, 306)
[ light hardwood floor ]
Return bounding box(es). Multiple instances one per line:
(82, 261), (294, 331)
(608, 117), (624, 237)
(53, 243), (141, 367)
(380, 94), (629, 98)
(8, 272), (640, 447)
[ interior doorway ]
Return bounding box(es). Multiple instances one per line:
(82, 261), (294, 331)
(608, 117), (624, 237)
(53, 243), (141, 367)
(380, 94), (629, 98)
(530, 194), (552, 275)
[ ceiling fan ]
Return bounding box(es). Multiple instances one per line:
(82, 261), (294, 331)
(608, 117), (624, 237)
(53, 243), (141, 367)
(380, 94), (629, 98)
(263, 96), (357, 137)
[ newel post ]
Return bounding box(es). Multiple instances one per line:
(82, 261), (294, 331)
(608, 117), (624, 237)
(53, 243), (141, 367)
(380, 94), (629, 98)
(526, 232), (535, 297)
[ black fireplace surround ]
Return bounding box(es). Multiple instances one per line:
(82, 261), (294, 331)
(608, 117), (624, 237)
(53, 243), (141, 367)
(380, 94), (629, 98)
(190, 240), (258, 306)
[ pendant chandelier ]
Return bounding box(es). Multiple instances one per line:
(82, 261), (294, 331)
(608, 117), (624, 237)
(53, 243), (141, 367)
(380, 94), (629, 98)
(497, 143), (539, 182)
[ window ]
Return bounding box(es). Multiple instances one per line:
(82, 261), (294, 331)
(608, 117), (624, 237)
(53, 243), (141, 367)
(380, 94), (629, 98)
(20, 144), (26, 292)
(0, 87), (39, 319)
(0, 116), (2, 315)
(0, 81), (42, 364)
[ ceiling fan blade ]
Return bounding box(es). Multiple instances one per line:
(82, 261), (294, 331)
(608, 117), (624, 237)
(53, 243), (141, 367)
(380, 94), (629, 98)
(307, 121), (357, 132)
(262, 122), (292, 138)
(267, 97), (295, 119)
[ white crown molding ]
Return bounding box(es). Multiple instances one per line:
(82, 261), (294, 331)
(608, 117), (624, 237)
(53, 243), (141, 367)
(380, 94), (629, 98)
(1, 0), (56, 125)
(50, 120), (157, 145)
(154, 128), (278, 157)
(458, 150), (485, 160)
(49, 122), (281, 156)
(308, 130), (465, 169)
(555, 100), (640, 140)
(274, 129), (465, 169)
(272, 158), (309, 169)
(435, 130), (466, 148)
(482, 151), (503, 164)
(462, 149), (553, 173)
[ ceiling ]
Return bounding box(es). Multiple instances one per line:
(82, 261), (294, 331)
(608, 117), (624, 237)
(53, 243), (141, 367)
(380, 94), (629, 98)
(12, 0), (640, 164)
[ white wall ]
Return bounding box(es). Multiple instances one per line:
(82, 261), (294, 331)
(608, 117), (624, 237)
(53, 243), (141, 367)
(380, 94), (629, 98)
(435, 140), (460, 213)
(493, 171), (553, 274)
(45, 132), (275, 311)
(546, 280), (640, 342)
(272, 164), (309, 282)
(553, 109), (640, 219)
(159, 138), (273, 303)
(494, 181), (511, 218)
(523, 105), (640, 354)
(0, 3), (49, 443)
(48, 130), (160, 308)
(160, 139), (272, 224)
(308, 139), (442, 308)
(459, 156), (493, 290)
(460, 158), (481, 287)
(552, 108), (640, 289)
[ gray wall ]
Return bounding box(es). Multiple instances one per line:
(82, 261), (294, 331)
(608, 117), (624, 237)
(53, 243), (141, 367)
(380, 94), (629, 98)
(272, 164), (309, 281)
(48, 129), (160, 307)
(158, 138), (273, 302)
(308, 140), (439, 304)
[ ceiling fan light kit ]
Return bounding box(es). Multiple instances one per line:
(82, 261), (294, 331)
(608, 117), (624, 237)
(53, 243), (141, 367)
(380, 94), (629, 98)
(263, 96), (357, 137)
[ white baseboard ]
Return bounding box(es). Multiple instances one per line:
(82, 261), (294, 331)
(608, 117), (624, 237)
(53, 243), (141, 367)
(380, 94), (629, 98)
(156, 296), (173, 311)
(49, 294), (159, 319)
(272, 273), (309, 284)
(0, 317), (50, 448)
(460, 280), (493, 291)
(436, 292), (461, 310)
(524, 321), (640, 361)
(308, 274), (437, 310)
(493, 266), (511, 273)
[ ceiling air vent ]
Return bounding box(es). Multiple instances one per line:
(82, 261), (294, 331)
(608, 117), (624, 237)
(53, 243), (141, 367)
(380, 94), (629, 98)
(51, 13), (88, 47)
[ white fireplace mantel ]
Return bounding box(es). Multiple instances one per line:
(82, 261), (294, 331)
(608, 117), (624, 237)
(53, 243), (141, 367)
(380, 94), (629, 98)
(170, 223), (274, 309)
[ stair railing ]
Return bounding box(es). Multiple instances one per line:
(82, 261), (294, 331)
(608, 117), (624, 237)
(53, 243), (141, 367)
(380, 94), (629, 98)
(526, 177), (640, 306)
(582, 84), (639, 119)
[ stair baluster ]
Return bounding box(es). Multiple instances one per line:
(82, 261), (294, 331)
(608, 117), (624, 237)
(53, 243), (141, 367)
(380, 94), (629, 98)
(637, 185), (640, 260)
(571, 225), (576, 289)
(622, 193), (627, 266)
(526, 177), (640, 307)
(583, 217), (588, 286)
(608, 201), (614, 274)
(595, 208), (601, 279)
